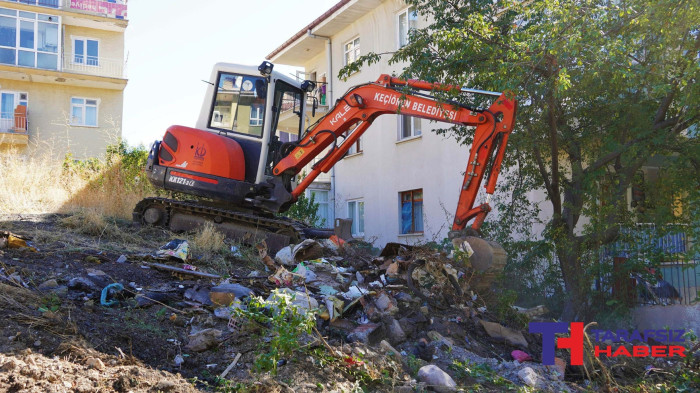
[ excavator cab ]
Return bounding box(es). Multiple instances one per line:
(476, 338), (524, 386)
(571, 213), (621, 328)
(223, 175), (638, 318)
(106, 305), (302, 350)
(196, 62), (308, 186)
(144, 62), (310, 210)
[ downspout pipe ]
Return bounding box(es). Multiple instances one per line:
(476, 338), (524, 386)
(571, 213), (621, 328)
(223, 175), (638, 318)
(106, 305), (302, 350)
(306, 30), (332, 103)
(307, 29), (335, 228)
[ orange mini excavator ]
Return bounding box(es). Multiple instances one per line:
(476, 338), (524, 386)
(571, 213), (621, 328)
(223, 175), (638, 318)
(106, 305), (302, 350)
(134, 61), (517, 266)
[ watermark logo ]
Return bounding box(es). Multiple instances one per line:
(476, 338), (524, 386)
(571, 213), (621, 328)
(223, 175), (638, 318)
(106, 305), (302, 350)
(529, 322), (686, 365)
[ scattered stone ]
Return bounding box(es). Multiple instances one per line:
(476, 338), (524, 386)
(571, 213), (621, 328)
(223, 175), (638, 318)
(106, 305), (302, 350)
(413, 338), (435, 361)
(68, 277), (100, 292)
(479, 320), (529, 347)
(0, 359), (18, 371)
(85, 357), (105, 371)
(38, 279), (59, 290)
(116, 255), (127, 263)
(186, 328), (223, 352)
(347, 323), (383, 345)
(379, 340), (402, 359)
(428, 331), (454, 350)
(514, 304), (548, 318)
(549, 357), (566, 380)
(511, 350), (533, 362)
(374, 292), (398, 315)
(385, 317), (407, 344)
(518, 367), (539, 387)
(184, 286), (214, 306)
(417, 365), (457, 393)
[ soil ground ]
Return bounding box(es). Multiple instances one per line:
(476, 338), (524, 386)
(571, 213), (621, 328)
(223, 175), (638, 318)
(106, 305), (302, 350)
(0, 213), (696, 393)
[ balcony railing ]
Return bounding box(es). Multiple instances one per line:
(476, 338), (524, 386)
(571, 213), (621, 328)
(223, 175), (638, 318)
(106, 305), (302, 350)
(62, 54), (126, 78)
(67, 0), (127, 20)
(0, 112), (28, 134)
(0, 1), (128, 19)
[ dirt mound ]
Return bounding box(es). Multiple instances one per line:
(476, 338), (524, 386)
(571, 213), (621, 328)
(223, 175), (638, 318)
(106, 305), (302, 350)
(0, 350), (197, 393)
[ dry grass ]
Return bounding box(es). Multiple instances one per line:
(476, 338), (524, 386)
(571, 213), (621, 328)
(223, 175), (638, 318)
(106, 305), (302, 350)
(191, 222), (226, 254)
(0, 151), (79, 214)
(0, 147), (153, 220)
(59, 208), (109, 236)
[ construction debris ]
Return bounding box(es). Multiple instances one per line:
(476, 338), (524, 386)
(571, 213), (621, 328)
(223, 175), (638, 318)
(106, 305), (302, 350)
(1, 214), (684, 393)
(155, 239), (189, 261)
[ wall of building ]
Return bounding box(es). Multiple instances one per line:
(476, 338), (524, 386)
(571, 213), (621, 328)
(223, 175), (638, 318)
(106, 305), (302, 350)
(1, 78), (123, 159)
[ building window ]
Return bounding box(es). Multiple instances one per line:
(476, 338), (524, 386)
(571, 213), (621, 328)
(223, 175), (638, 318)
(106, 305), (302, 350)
(343, 129), (362, 155)
(17, 1), (59, 8)
(250, 104), (263, 126)
(400, 189), (424, 234)
(0, 8), (59, 70)
(73, 37), (99, 66)
(309, 189), (330, 228)
(347, 200), (364, 236)
(398, 6), (418, 48)
(278, 130), (298, 143)
(398, 115), (421, 140)
(343, 36), (360, 66)
(71, 97), (98, 126)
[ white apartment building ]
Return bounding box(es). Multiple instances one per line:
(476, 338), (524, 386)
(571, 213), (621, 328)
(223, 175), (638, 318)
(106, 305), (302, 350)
(268, 0), (487, 245)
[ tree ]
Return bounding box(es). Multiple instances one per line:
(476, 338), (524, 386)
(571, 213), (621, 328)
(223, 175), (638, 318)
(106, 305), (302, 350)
(341, 0), (699, 320)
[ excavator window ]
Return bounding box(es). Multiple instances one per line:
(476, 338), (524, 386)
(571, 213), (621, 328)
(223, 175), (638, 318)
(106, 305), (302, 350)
(265, 81), (304, 176)
(208, 71), (267, 138)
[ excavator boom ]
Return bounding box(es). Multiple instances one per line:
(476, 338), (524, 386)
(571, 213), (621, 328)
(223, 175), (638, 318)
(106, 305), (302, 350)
(272, 74), (517, 233)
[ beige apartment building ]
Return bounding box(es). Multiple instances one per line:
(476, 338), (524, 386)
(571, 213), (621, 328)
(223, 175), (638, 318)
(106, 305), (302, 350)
(0, 0), (127, 160)
(268, 0), (482, 244)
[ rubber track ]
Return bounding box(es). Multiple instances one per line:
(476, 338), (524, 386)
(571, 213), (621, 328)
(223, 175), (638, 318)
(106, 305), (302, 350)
(133, 197), (305, 240)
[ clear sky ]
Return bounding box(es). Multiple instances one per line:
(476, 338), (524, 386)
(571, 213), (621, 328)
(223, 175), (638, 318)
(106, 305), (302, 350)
(122, 0), (339, 147)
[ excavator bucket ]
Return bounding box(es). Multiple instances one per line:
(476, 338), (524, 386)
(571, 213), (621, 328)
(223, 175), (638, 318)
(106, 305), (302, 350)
(452, 236), (507, 290)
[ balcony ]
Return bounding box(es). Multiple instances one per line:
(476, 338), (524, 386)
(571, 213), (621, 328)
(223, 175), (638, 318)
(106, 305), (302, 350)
(62, 54), (126, 79)
(0, 107), (28, 146)
(65, 0), (127, 20)
(0, 0), (127, 20)
(2, 0), (60, 9)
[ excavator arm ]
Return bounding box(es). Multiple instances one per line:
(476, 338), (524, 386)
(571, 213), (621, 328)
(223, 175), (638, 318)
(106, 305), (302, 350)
(271, 74), (517, 233)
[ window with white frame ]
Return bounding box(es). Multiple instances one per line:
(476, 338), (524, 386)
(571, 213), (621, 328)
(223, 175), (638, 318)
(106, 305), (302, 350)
(309, 189), (330, 228)
(398, 115), (422, 140)
(250, 104), (263, 126)
(398, 6), (418, 48)
(73, 37), (98, 66)
(343, 37), (360, 66)
(400, 189), (423, 234)
(347, 200), (364, 236)
(344, 129), (362, 155)
(70, 97), (98, 126)
(0, 8), (59, 70)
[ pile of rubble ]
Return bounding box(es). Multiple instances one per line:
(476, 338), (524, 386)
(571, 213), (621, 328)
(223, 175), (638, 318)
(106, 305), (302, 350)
(139, 236), (568, 391)
(1, 227), (571, 392)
